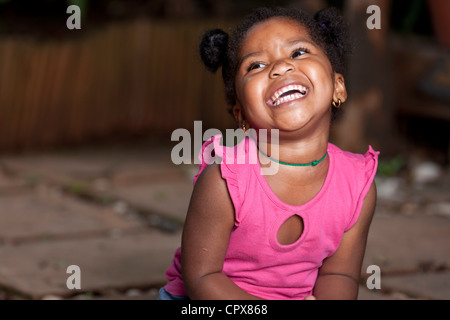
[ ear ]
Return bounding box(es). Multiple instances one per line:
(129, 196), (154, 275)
(232, 102), (245, 126)
(333, 73), (347, 103)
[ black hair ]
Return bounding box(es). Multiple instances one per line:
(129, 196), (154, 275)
(199, 6), (352, 117)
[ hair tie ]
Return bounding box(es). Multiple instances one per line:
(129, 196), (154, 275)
(319, 22), (327, 30)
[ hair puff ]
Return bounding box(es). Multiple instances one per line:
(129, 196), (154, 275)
(314, 7), (352, 76)
(199, 29), (229, 73)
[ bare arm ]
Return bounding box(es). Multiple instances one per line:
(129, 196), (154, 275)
(313, 181), (377, 300)
(181, 164), (262, 300)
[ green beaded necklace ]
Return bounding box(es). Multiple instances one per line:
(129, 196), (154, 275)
(258, 149), (328, 167)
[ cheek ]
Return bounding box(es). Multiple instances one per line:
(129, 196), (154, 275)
(236, 76), (265, 106)
(234, 77), (247, 104)
(305, 62), (334, 99)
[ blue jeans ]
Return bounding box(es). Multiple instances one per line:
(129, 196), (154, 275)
(157, 287), (189, 300)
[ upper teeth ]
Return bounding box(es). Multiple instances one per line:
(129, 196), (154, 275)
(271, 84), (307, 106)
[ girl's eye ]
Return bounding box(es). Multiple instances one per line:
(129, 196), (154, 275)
(247, 62), (265, 72)
(291, 48), (309, 59)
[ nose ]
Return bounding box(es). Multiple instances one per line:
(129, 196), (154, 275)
(269, 60), (294, 78)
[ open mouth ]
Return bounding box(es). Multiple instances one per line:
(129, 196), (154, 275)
(270, 84), (308, 107)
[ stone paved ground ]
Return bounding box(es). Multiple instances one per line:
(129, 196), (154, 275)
(0, 140), (449, 300)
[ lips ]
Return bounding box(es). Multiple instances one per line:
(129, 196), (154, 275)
(269, 84), (308, 107)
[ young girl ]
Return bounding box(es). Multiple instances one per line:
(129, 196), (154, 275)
(159, 6), (378, 300)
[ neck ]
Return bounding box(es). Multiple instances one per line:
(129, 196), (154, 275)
(256, 130), (329, 167)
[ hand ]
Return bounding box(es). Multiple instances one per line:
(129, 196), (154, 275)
(304, 295), (316, 300)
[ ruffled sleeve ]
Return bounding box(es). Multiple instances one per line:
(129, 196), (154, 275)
(345, 145), (380, 231)
(193, 134), (224, 185)
(193, 134), (248, 226)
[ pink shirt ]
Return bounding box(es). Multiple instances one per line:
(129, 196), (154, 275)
(164, 134), (379, 299)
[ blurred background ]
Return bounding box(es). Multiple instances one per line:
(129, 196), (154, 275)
(0, 0), (448, 300)
(0, 0), (448, 159)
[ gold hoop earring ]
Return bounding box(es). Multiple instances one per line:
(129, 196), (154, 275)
(332, 98), (342, 108)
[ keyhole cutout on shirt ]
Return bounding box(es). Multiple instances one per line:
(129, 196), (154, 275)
(277, 215), (304, 245)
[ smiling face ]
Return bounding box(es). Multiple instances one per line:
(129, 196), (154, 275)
(233, 17), (346, 139)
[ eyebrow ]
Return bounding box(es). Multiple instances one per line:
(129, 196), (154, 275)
(238, 51), (263, 68)
(287, 38), (316, 47)
(238, 38), (317, 68)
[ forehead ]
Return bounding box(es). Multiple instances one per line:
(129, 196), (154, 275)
(239, 17), (312, 53)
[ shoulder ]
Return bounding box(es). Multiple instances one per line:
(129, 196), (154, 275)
(193, 163), (228, 200)
(187, 163), (236, 228)
(328, 142), (379, 189)
(328, 143), (379, 166)
(328, 143), (379, 230)
(193, 136), (253, 226)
